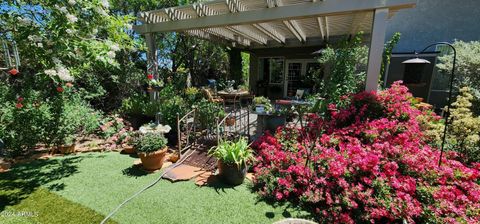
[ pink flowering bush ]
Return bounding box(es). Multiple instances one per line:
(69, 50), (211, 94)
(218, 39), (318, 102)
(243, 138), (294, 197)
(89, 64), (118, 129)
(252, 82), (480, 223)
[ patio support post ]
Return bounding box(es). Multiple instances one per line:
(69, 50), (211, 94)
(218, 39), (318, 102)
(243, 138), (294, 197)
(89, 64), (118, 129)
(365, 8), (388, 91)
(145, 33), (158, 99)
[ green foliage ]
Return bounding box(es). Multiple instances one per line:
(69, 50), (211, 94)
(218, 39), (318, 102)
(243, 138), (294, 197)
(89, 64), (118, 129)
(194, 99), (225, 129)
(437, 40), (480, 114)
(209, 138), (254, 166)
(120, 93), (158, 117)
(252, 96), (273, 113)
(316, 33), (368, 108)
(241, 52), (250, 89)
(98, 114), (126, 139)
(0, 90), (52, 156)
(53, 96), (102, 145)
(423, 87), (480, 163)
(134, 132), (168, 154)
(381, 32), (401, 81)
(446, 87), (480, 163)
(184, 87), (201, 106)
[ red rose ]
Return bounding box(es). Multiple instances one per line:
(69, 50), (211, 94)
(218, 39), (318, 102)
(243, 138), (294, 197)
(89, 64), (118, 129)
(8, 68), (19, 76)
(15, 103), (23, 109)
(56, 86), (64, 93)
(147, 74), (154, 80)
(17, 97), (24, 102)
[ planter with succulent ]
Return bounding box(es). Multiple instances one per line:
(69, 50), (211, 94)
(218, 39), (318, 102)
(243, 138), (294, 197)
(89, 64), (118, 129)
(134, 132), (169, 171)
(252, 96), (273, 114)
(208, 138), (254, 185)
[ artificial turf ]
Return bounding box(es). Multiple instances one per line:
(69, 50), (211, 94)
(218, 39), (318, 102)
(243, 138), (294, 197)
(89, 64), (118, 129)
(0, 152), (310, 224)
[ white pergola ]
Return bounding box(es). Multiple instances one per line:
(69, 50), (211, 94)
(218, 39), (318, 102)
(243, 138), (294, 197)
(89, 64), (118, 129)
(134, 0), (416, 91)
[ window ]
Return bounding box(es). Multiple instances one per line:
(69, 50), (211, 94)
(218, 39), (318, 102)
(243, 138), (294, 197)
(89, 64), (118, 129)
(268, 58), (284, 84)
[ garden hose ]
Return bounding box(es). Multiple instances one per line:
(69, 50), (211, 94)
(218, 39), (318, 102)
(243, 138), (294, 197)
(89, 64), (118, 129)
(100, 149), (196, 224)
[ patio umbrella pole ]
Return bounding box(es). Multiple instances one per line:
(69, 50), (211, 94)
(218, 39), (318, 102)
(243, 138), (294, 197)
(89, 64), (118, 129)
(100, 148), (196, 224)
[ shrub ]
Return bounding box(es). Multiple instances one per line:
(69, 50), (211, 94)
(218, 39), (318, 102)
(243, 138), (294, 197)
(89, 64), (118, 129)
(0, 91), (52, 156)
(159, 96), (187, 131)
(423, 87), (480, 163)
(194, 99), (225, 129)
(134, 133), (168, 154)
(252, 82), (480, 223)
(437, 40), (480, 114)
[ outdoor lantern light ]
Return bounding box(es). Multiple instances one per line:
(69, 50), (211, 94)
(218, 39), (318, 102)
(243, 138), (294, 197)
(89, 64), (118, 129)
(403, 42), (457, 167)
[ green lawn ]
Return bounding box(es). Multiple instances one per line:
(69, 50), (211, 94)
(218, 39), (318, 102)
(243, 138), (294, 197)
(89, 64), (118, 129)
(0, 152), (310, 224)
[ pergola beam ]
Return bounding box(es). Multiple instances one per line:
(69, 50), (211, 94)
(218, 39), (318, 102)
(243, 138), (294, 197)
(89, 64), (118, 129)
(228, 0), (286, 44)
(192, 2), (266, 45)
(269, 0), (306, 43)
(167, 6), (251, 46)
(134, 0), (416, 34)
(224, 0), (269, 45)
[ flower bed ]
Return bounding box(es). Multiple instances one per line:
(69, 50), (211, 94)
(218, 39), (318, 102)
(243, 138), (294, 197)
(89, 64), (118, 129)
(252, 82), (480, 223)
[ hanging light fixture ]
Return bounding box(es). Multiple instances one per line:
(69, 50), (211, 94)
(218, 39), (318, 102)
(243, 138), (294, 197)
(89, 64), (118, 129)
(403, 42), (457, 167)
(402, 57), (431, 64)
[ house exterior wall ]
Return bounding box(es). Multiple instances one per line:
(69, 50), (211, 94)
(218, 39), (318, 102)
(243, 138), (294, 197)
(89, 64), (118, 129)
(385, 0), (480, 52)
(384, 0), (480, 108)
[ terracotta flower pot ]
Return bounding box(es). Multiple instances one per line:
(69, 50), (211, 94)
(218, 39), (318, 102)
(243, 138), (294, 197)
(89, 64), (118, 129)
(58, 144), (76, 154)
(123, 145), (135, 154)
(217, 160), (248, 186)
(225, 116), (236, 126)
(138, 147), (168, 171)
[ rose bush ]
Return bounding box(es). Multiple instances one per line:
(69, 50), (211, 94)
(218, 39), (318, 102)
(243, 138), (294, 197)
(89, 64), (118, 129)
(252, 81), (480, 223)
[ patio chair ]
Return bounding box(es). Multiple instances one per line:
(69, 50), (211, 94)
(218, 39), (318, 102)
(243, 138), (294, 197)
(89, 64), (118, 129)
(201, 87), (224, 105)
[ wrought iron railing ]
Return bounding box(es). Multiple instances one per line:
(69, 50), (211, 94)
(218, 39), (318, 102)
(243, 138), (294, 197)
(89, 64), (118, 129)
(176, 108), (197, 159)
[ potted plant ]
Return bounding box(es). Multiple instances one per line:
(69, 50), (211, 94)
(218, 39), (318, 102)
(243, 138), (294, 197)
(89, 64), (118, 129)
(135, 133), (168, 171)
(225, 115), (236, 126)
(208, 138), (255, 185)
(252, 96), (273, 114)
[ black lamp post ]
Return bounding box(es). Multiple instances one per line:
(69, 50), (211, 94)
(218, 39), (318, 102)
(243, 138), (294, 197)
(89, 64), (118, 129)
(402, 42), (457, 167)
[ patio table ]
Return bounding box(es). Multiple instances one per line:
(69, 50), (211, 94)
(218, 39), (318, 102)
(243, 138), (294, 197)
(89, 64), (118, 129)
(217, 90), (254, 109)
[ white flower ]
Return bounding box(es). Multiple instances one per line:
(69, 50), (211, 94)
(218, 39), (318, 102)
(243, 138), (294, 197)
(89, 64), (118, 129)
(37, 43), (43, 48)
(68, 0), (76, 6)
(18, 17), (31, 25)
(52, 57), (62, 65)
(44, 69), (57, 76)
(101, 0), (110, 8)
(95, 7), (108, 16)
(57, 5), (68, 13)
(110, 43), (120, 52)
(56, 66), (74, 82)
(106, 51), (116, 59)
(27, 35), (42, 42)
(66, 14), (78, 23)
(66, 29), (75, 34)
